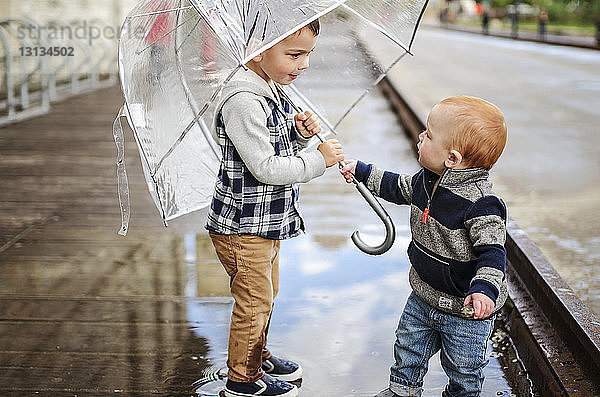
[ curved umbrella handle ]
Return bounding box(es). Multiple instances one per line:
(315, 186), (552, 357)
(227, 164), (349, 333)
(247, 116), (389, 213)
(273, 87), (395, 254)
(351, 181), (396, 255)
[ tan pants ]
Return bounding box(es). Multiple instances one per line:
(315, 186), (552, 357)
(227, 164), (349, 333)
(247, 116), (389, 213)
(209, 232), (280, 382)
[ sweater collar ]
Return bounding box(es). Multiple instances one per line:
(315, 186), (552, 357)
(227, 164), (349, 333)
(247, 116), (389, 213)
(425, 167), (489, 186)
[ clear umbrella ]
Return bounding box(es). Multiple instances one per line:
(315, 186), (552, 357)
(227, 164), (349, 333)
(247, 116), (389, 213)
(113, 0), (428, 254)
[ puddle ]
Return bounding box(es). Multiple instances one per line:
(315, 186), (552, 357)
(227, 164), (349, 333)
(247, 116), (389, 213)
(179, 18), (526, 396)
(183, 231), (525, 396)
(192, 366), (227, 396)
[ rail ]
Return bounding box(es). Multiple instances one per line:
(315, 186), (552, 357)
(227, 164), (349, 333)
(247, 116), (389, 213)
(377, 76), (600, 396)
(0, 18), (118, 127)
(434, 21), (600, 51)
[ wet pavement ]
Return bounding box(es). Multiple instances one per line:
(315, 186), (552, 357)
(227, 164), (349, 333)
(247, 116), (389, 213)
(362, 24), (600, 317)
(0, 20), (525, 396)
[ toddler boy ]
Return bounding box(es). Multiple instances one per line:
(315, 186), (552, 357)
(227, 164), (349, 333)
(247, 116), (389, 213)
(341, 95), (508, 397)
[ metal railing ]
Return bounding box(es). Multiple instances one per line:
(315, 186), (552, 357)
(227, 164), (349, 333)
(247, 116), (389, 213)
(0, 18), (118, 127)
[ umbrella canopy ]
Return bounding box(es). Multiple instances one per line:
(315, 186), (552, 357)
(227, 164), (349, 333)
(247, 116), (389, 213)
(113, 0), (428, 237)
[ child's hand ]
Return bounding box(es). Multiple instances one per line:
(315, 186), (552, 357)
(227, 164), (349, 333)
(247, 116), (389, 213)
(464, 292), (495, 319)
(339, 159), (357, 183)
(317, 139), (344, 167)
(295, 110), (321, 138)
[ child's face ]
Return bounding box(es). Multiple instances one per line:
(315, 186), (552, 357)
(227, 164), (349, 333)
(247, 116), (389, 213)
(417, 104), (452, 175)
(252, 27), (317, 85)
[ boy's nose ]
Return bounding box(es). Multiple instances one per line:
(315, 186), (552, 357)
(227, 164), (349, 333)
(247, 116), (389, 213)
(299, 56), (310, 70)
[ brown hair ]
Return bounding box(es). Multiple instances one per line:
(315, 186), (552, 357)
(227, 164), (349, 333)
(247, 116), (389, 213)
(301, 18), (320, 36)
(440, 95), (507, 170)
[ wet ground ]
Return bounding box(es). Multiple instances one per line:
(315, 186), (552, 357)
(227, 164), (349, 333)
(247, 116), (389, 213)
(0, 22), (525, 396)
(364, 24), (600, 317)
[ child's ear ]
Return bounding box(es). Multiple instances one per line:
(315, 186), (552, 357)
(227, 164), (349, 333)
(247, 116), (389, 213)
(445, 150), (463, 169)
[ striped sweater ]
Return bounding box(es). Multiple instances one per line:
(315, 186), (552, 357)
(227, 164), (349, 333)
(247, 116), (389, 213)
(355, 162), (508, 319)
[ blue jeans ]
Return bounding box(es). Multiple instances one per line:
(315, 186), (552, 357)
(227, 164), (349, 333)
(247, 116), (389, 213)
(389, 292), (494, 397)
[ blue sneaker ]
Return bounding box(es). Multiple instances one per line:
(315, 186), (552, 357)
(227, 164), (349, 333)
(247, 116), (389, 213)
(224, 373), (298, 397)
(262, 355), (303, 382)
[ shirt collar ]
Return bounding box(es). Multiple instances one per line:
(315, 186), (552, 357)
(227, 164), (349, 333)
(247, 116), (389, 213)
(439, 167), (489, 185)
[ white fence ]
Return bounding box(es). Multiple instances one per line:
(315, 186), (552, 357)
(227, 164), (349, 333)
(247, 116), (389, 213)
(0, 0), (137, 126)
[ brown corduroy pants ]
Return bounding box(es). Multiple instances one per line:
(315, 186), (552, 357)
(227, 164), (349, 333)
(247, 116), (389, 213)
(209, 232), (280, 382)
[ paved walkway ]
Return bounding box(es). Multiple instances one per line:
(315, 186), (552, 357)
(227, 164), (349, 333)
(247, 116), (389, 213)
(0, 59), (520, 395)
(0, 86), (219, 395)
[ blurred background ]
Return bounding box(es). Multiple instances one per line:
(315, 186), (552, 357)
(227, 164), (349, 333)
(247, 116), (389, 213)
(0, 0), (138, 125)
(434, 0), (600, 43)
(1, 0), (598, 395)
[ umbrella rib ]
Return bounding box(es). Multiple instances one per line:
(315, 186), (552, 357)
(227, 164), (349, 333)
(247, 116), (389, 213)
(222, 0), (245, 41)
(286, 53), (409, 137)
(173, 0), (203, 53)
(175, 16), (202, 53)
(333, 52), (408, 130)
(213, 3), (246, 52)
(245, 11), (260, 47)
(340, 4), (412, 54)
(151, 65), (242, 177)
(127, 6), (193, 19)
(262, 4), (280, 39)
(409, 0), (430, 50)
(174, 0), (220, 158)
(189, 0), (244, 63)
(286, 84), (338, 137)
(136, 14), (195, 55)
(131, 0), (171, 51)
(234, 0), (244, 29)
(262, 6), (271, 40)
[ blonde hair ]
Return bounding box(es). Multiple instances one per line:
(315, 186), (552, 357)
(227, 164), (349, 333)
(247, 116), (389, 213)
(440, 95), (507, 170)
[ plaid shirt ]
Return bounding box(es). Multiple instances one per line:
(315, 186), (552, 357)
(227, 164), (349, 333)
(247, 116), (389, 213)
(206, 89), (304, 240)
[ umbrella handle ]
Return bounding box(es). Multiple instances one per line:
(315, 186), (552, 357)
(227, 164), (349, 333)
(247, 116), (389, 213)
(275, 86), (395, 254)
(351, 180), (396, 255)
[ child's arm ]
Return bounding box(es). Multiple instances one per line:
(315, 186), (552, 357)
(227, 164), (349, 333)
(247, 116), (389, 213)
(222, 93), (342, 185)
(464, 293), (495, 320)
(318, 140), (344, 167)
(464, 196), (507, 319)
(293, 111), (344, 167)
(340, 159), (412, 205)
(294, 110), (320, 148)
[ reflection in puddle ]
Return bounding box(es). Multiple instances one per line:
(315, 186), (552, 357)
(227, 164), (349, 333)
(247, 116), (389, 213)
(184, 231), (518, 396)
(192, 366), (227, 396)
(184, 232), (232, 392)
(181, 13), (520, 396)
